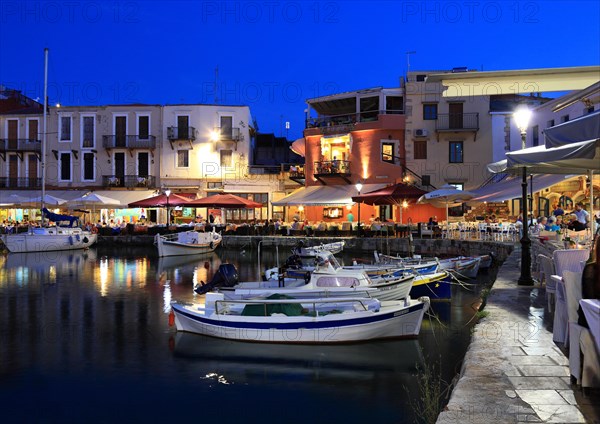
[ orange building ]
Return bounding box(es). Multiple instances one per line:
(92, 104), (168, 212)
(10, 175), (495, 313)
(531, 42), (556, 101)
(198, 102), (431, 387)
(274, 87), (441, 224)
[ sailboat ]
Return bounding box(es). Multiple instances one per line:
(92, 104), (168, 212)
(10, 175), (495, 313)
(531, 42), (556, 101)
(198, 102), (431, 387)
(1, 49), (97, 253)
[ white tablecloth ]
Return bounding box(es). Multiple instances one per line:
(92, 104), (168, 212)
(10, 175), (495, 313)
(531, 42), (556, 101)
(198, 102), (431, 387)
(580, 299), (600, 353)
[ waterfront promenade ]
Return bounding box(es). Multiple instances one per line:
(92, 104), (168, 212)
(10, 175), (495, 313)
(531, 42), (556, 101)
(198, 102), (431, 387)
(437, 247), (599, 424)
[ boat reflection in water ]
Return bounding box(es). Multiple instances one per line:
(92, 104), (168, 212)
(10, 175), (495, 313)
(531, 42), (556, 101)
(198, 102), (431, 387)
(173, 332), (424, 384)
(1, 249), (97, 285)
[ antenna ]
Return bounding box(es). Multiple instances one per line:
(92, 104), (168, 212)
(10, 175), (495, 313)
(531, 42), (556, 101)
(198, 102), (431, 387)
(406, 51), (416, 75)
(214, 66), (219, 104)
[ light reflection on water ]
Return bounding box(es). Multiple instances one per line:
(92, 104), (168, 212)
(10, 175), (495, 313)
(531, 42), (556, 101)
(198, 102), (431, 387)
(0, 245), (495, 423)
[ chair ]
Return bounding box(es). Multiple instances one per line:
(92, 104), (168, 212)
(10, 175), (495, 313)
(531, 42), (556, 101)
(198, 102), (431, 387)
(551, 249), (590, 345)
(564, 271), (600, 388)
(538, 254), (556, 312)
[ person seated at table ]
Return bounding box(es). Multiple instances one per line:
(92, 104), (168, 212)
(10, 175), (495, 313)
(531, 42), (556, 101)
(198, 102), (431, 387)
(545, 215), (560, 232)
(578, 236), (599, 328)
(552, 202), (565, 217)
(428, 216), (438, 229)
(536, 216), (548, 232)
(316, 221), (328, 232)
(567, 213), (587, 232)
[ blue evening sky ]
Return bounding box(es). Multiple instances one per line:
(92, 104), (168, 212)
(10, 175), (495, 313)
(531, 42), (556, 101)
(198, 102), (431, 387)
(1, 0), (599, 140)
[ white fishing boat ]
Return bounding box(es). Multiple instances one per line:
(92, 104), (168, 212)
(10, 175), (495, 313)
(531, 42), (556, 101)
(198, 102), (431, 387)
(199, 252), (415, 301)
(438, 256), (481, 278)
(171, 293), (430, 343)
(154, 229), (222, 257)
(293, 240), (345, 255)
(2, 226), (97, 253)
(2, 49), (97, 254)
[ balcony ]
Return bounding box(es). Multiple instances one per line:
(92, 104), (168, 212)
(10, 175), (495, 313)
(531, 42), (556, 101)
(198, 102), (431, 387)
(167, 126), (196, 141)
(313, 160), (351, 184)
(102, 175), (156, 189)
(289, 164), (305, 185)
(0, 139), (41, 160)
(214, 127), (241, 141)
(102, 135), (156, 149)
(435, 113), (479, 131)
(305, 110), (404, 136)
(0, 177), (42, 189)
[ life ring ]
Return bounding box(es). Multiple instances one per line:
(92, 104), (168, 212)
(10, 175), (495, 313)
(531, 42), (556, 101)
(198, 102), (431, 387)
(91, 226), (98, 234)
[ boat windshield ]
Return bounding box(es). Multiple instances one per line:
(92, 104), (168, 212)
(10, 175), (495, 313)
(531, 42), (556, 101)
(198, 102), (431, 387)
(317, 252), (341, 270)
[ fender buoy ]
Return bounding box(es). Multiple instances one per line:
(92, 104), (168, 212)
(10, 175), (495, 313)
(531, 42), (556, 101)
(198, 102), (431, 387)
(209, 241), (214, 250)
(82, 237), (89, 244)
(168, 310), (175, 327)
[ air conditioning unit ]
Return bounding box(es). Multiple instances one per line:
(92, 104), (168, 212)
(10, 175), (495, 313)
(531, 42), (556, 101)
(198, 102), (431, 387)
(415, 129), (428, 137)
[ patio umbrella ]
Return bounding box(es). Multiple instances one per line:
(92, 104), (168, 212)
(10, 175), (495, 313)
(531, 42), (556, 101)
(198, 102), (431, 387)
(0, 193), (30, 207)
(184, 193), (263, 208)
(69, 192), (122, 222)
(24, 194), (67, 207)
(128, 193), (193, 208)
(417, 184), (476, 220)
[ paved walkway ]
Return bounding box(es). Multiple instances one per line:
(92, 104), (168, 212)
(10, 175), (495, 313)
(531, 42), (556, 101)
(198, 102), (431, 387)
(437, 248), (599, 424)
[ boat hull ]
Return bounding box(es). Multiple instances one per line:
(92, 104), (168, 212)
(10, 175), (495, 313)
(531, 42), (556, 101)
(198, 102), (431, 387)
(172, 298), (429, 344)
(2, 229), (97, 253)
(155, 230), (222, 257)
(410, 272), (452, 300)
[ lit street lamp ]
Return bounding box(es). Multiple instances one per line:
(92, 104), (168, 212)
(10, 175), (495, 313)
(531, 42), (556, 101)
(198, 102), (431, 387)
(355, 181), (363, 236)
(165, 189), (171, 225)
(513, 107), (534, 286)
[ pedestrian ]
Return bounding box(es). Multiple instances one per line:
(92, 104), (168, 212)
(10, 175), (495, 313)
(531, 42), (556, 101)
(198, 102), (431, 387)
(347, 210), (354, 223)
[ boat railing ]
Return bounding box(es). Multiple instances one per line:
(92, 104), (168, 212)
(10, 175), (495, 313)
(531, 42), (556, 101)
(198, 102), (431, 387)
(214, 297), (373, 316)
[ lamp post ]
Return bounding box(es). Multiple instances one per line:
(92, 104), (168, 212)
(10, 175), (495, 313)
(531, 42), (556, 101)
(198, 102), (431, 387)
(513, 107), (534, 286)
(355, 181), (363, 236)
(165, 189), (171, 225)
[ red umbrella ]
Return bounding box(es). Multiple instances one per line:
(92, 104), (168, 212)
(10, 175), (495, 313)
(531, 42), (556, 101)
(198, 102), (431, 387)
(185, 193), (262, 208)
(351, 183), (427, 205)
(128, 193), (193, 208)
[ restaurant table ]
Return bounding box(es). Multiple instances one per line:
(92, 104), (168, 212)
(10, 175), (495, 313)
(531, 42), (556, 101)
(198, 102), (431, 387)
(580, 299), (600, 354)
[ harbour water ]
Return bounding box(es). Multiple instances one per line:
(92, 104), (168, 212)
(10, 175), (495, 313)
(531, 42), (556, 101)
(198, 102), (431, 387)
(0, 246), (498, 423)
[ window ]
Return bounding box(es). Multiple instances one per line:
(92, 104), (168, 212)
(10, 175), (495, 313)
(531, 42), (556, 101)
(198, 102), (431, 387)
(547, 119), (555, 128)
(207, 181), (223, 189)
(28, 119), (39, 141)
(60, 116), (71, 141)
(416, 74), (427, 82)
(59, 152), (71, 181)
(447, 182), (464, 190)
(176, 150), (189, 168)
(561, 115), (569, 123)
(423, 104), (437, 120)
(449, 141), (463, 163)
(82, 116), (94, 148)
(138, 115), (150, 139)
(220, 116), (233, 139)
(381, 142), (394, 163)
(414, 140), (427, 159)
(83, 152), (94, 181)
(532, 125), (539, 146)
(220, 149), (233, 167)
(385, 96), (403, 114)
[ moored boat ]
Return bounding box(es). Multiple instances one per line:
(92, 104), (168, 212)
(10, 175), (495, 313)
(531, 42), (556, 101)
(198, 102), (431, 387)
(155, 229), (222, 257)
(171, 293), (430, 343)
(2, 226), (97, 253)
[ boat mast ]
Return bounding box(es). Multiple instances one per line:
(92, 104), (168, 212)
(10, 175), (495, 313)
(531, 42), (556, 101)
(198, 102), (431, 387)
(41, 48), (48, 226)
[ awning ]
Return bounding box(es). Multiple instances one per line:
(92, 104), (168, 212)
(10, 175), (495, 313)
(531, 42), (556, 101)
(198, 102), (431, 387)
(469, 174), (573, 203)
(544, 110), (600, 147)
(272, 184), (386, 206)
(291, 138), (306, 157)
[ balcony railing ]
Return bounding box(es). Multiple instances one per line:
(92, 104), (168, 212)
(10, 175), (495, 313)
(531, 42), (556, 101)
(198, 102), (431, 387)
(102, 175), (156, 188)
(0, 139), (41, 152)
(167, 126), (196, 141)
(305, 109), (404, 129)
(289, 164), (305, 179)
(102, 135), (156, 149)
(0, 177), (42, 189)
(435, 113), (479, 131)
(214, 127), (241, 141)
(314, 160), (351, 175)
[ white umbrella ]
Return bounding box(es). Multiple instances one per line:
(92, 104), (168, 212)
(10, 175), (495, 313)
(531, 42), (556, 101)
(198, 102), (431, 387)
(68, 192), (121, 222)
(0, 193), (30, 207)
(23, 194), (67, 207)
(417, 184), (476, 221)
